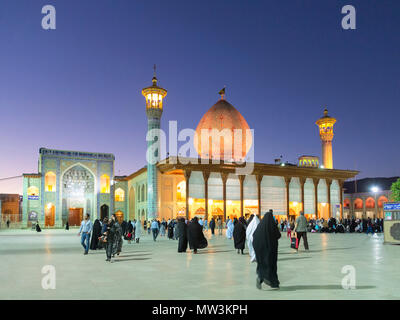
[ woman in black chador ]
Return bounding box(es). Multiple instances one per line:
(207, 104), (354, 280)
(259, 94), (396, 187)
(176, 218), (188, 252)
(187, 217), (208, 254)
(35, 222), (42, 232)
(233, 217), (247, 254)
(253, 210), (281, 290)
(90, 219), (102, 250)
(167, 220), (174, 239)
(105, 214), (123, 262)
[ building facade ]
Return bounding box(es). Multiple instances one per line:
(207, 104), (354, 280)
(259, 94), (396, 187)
(21, 75), (359, 228)
(343, 177), (398, 219)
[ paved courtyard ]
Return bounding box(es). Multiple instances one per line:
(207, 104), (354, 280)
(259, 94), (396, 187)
(0, 228), (399, 300)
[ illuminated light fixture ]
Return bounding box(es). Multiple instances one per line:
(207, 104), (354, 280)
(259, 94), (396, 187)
(321, 202), (327, 207)
(293, 202), (298, 206)
(320, 165), (324, 169)
(189, 198), (194, 205)
(227, 200), (232, 205)
(371, 186), (379, 193)
(281, 163), (285, 167)
(208, 199), (213, 205)
(46, 203), (52, 210)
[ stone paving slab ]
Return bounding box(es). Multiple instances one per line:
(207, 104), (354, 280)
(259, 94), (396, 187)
(0, 229), (399, 300)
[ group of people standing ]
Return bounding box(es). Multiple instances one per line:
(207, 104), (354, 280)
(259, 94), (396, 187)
(77, 214), (143, 262)
(226, 211), (282, 290)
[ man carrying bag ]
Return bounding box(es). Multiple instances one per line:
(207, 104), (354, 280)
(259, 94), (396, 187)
(294, 211), (309, 252)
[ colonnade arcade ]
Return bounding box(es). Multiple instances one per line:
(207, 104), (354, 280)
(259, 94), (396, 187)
(178, 170), (344, 222)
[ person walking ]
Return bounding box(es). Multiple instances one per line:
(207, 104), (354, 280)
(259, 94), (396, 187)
(246, 214), (260, 262)
(253, 210), (281, 290)
(294, 211), (309, 251)
(90, 219), (102, 250)
(126, 220), (134, 244)
(151, 219), (159, 241)
(217, 218), (223, 235)
(233, 217), (247, 254)
(204, 218), (208, 232)
(65, 221), (69, 231)
(226, 219), (234, 239)
(35, 221), (42, 232)
(209, 218), (216, 235)
(160, 219), (166, 237)
(78, 213), (93, 255)
(176, 218), (188, 252)
(6, 220), (10, 228)
(135, 219), (142, 243)
(187, 217), (208, 254)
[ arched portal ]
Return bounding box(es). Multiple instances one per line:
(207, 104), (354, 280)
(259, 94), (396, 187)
(45, 203), (55, 227)
(100, 204), (109, 220)
(62, 164), (95, 225)
(115, 211), (124, 224)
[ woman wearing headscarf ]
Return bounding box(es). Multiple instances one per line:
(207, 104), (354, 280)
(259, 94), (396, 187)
(233, 217), (247, 254)
(35, 221), (42, 232)
(167, 220), (174, 239)
(90, 219), (102, 250)
(253, 210), (281, 290)
(226, 219), (234, 239)
(105, 214), (122, 261)
(126, 220), (133, 244)
(176, 218), (188, 252)
(160, 219), (166, 237)
(246, 214), (260, 262)
(135, 219), (142, 243)
(209, 218), (216, 235)
(187, 217), (208, 254)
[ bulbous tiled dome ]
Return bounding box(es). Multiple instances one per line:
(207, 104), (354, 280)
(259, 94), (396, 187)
(194, 99), (252, 161)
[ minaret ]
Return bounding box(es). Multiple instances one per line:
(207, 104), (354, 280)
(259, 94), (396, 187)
(315, 108), (336, 169)
(142, 66), (167, 219)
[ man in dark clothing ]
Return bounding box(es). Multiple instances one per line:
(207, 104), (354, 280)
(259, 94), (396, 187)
(294, 211), (309, 251)
(253, 210), (281, 290)
(187, 217), (207, 254)
(233, 217), (247, 254)
(176, 218), (188, 252)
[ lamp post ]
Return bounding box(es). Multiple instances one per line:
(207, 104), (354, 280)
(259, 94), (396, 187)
(371, 186), (379, 218)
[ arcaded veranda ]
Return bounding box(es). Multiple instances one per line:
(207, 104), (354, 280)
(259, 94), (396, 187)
(0, 229), (398, 300)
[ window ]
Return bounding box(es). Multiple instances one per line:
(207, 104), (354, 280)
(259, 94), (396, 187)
(115, 188), (125, 202)
(45, 172), (56, 192)
(100, 174), (110, 193)
(27, 186), (39, 196)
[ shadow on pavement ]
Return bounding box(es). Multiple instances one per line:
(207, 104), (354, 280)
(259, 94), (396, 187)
(278, 257), (312, 261)
(113, 257), (152, 262)
(278, 284), (375, 291)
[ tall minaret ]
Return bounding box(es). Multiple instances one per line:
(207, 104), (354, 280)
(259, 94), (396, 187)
(315, 108), (336, 169)
(142, 66), (167, 219)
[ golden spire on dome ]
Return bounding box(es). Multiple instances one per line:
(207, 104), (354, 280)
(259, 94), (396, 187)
(219, 86), (226, 100)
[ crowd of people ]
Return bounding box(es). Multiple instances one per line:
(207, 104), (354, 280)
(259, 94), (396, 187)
(71, 210), (384, 289)
(277, 216), (384, 234)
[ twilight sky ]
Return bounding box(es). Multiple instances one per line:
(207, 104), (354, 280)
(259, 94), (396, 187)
(0, 0), (399, 194)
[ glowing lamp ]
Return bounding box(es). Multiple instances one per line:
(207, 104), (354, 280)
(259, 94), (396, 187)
(371, 186), (379, 193)
(142, 75), (167, 111)
(189, 198), (194, 205)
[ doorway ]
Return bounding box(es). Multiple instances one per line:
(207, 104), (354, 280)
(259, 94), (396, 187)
(69, 208), (83, 226)
(100, 204), (109, 220)
(45, 204), (55, 227)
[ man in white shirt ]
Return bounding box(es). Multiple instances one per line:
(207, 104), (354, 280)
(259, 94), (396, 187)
(78, 214), (93, 255)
